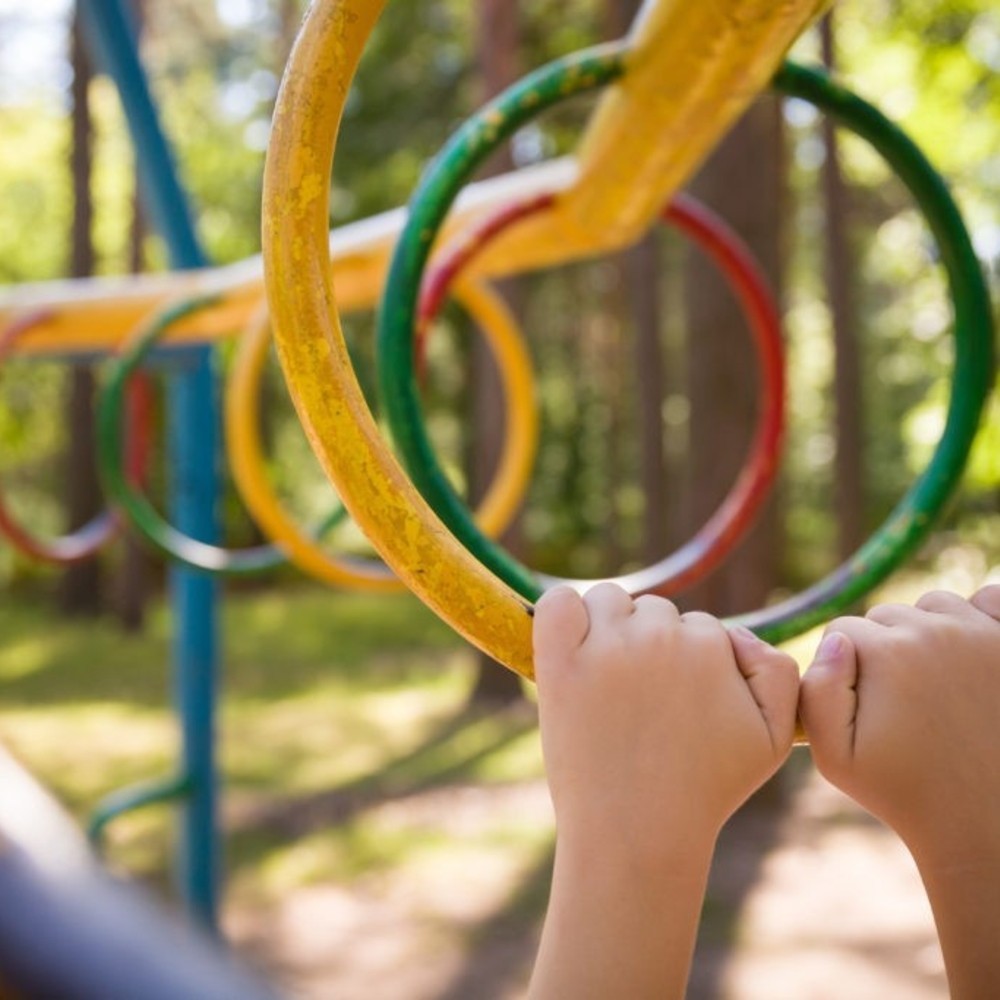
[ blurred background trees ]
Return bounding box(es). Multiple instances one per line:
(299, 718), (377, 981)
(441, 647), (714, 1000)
(0, 0), (997, 622)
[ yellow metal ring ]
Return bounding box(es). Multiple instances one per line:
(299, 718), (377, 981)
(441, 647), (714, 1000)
(225, 281), (538, 592)
(263, 0), (537, 677)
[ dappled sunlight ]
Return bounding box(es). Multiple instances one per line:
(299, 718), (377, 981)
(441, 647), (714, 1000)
(222, 700), (544, 893)
(226, 784), (554, 1000)
(222, 590), (461, 701)
(250, 829), (354, 896)
(0, 609), (172, 708)
(717, 768), (945, 1000)
(0, 634), (60, 680)
(0, 705), (176, 812)
(2, 560), (996, 996)
(452, 726), (544, 785)
(223, 665), (471, 794)
(226, 781), (552, 903)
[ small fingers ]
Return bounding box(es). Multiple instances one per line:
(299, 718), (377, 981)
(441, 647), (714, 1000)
(969, 584), (1000, 624)
(729, 626), (800, 754)
(581, 581), (635, 628)
(534, 586), (590, 668)
(865, 602), (922, 627)
(632, 593), (680, 624)
(821, 614), (885, 645)
(680, 610), (723, 630)
(914, 589), (980, 618)
(799, 631), (859, 779)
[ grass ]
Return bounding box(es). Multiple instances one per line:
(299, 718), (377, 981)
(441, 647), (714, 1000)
(0, 584), (549, 906)
(2, 539), (996, 994)
(3, 542), (994, 870)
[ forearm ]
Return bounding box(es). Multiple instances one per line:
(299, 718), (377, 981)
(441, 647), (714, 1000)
(916, 854), (1000, 999)
(528, 835), (714, 1000)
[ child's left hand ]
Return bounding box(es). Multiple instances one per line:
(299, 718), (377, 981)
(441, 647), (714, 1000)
(534, 583), (800, 865)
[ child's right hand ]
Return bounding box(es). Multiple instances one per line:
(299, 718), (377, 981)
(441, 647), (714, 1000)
(800, 584), (1000, 999)
(800, 584), (1000, 864)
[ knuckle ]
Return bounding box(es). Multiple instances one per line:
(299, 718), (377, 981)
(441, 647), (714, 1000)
(914, 589), (959, 610)
(971, 584), (1000, 614)
(865, 602), (904, 622)
(634, 594), (677, 615)
(680, 610), (724, 630)
(825, 615), (866, 638)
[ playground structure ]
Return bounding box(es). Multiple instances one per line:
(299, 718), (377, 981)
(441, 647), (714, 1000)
(0, 0), (994, 994)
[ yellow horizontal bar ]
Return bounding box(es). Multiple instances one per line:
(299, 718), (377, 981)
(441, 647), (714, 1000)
(0, 158), (577, 357)
(2, 0), (830, 358)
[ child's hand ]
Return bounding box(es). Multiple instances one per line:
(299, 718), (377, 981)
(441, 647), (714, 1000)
(800, 585), (1000, 999)
(800, 585), (1000, 863)
(534, 583), (800, 864)
(529, 584), (798, 999)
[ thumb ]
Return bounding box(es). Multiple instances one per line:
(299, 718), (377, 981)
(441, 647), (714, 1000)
(533, 586), (589, 682)
(799, 631), (858, 777)
(729, 626), (800, 755)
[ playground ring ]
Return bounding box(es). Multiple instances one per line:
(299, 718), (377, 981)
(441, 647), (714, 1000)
(225, 277), (539, 592)
(416, 188), (785, 597)
(378, 56), (995, 641)
(97, 295), (290, 575)
(0, 310), (152, 565)
(263, 33), (993, 676)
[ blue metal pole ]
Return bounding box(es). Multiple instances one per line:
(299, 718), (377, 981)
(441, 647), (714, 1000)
(164, 353), (221, 932)
(79, 0), (221, 931)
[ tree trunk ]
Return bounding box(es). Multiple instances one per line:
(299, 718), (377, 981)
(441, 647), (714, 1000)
(625, 238), (667, 563)
(466, 0), (525, 706)
(112, 0), (153, 632)
(683, 98), (790, 824)
(605, 0), (668, 565)
(59, 8), (102, 617)
(682, 97), (786, 617)
(821, 13), (865, 563)
(278, 0), (301, 68)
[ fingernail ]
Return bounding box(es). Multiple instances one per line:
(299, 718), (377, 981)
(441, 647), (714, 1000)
(815, 632), (845, 663)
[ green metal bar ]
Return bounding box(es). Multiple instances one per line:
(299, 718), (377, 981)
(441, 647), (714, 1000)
(87, 774), (193, 853)
(377, 54), (994, 642)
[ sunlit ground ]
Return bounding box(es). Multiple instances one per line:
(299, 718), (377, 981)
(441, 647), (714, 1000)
(1, 542), (997, 998)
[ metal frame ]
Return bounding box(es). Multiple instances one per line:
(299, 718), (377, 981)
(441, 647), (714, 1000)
(79, 0), (221, 931)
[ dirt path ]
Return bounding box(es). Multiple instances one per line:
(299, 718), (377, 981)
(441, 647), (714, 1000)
(691, 758), (946, 999)
(229, 758), (946, 999)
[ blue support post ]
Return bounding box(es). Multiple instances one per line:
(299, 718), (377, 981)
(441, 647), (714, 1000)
(166, 355), (221, 930)
(79, 0), (221, 930)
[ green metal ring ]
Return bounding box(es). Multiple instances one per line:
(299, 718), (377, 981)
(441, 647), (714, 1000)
(97, 296), (287, 575)
(377, 54), (994, 642)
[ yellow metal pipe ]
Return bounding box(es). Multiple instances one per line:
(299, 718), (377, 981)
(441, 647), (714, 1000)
(262, 0), (833, 678)
(566, 0), (832, 245)
(263, 0), (537, 676)
(2, 0), (831, 356)
(467, 0), (833, 278)
(225, 277), (539, 591)
(0, 159), (578, 356)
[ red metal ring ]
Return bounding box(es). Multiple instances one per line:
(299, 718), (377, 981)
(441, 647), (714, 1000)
(418, 190), (785, 595)
(0, 311), (153, 564)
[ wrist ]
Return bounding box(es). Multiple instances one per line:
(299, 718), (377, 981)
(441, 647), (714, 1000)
(555, 821), (717, 890)
(530, 831), (715, 1000)
(902, 814), (1000, 878)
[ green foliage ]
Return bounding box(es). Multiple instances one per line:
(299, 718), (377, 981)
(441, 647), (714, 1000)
(781, 1), (1000, 583)
(0, 0), (997, 597)
(0, 106), (70, 283)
